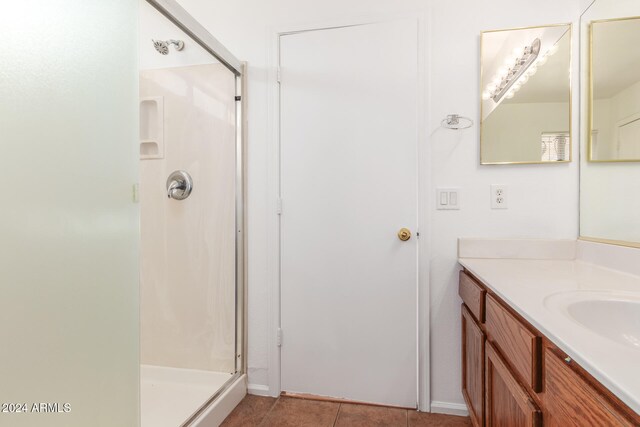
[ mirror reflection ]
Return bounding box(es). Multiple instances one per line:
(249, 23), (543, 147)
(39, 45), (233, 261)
(589, 17), (640, 162)
(480, 24), (572, 164)
(580, 0), (640, 248)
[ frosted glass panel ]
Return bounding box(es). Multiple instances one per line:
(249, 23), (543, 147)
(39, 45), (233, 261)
(0, 2), (139, 427)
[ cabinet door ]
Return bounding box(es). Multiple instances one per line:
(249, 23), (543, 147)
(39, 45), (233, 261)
(544, 348), (635, 427)
(462, 305), (485, 427)
(486, 343), (541, 427)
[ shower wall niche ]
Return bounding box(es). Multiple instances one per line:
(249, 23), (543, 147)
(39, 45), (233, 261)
(140, 96), (165, 159)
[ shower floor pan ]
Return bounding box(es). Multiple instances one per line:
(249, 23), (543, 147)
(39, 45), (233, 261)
(141, 364), (233, 427)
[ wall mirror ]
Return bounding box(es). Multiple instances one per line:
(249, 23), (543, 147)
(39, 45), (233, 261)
(580, 0), (640, 247)
(480, 24), (572, 165)
(589, 17), (640, 162)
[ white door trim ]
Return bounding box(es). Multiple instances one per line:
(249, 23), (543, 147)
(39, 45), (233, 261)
(265, 11), (431, 411)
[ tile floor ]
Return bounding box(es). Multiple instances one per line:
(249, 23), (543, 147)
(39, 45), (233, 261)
(221, 395), (472, 427)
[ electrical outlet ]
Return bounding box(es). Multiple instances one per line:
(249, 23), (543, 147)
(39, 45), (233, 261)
(490, 185), (508, 209)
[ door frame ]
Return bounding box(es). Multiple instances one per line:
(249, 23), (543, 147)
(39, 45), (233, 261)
(265, 12), (432, 411)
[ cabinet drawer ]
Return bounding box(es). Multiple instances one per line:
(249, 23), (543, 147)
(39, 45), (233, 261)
(485, 295), (541, 392)
(459, 271), (485, 322)
(544, 348), (635, 427)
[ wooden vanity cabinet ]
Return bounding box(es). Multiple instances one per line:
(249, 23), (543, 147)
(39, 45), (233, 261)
(459, 270), (640, 427)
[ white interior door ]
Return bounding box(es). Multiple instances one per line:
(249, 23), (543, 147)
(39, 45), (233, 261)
(279, 19), (419, 408)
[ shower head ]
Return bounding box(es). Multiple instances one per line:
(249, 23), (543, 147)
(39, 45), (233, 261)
(152, 39), (185, 55)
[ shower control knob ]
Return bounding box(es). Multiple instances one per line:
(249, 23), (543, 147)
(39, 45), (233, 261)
(166, 170), (193, 200)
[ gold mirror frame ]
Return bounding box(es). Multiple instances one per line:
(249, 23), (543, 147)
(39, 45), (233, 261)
(588, 16), (640, 163)
(480, 23), (573, 165)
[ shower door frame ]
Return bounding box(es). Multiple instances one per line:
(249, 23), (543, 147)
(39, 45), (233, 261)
(143, 0), (247, 423)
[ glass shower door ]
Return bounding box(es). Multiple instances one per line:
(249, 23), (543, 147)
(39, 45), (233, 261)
(138, 1), (242, 425)
(0, 2), (140, 426)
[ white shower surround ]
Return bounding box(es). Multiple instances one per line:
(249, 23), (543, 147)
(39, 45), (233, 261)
(140, 62), (237, 374)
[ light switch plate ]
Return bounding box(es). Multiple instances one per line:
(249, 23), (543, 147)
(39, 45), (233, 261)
(437, 188), (460, 210)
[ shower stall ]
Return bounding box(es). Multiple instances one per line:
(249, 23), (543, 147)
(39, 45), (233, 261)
(139, 1), (245, 425)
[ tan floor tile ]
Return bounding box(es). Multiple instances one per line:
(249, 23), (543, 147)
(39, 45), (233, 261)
(220, 395), (277, 427)
(334, 403), (408, 427)
(408, 410), (472, 427)
(260, 397), (340, 427)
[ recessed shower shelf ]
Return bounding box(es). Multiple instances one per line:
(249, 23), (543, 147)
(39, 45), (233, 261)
(140, 96), (164, 160)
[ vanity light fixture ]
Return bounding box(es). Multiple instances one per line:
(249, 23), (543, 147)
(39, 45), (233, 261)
(483, 38), (541, 103)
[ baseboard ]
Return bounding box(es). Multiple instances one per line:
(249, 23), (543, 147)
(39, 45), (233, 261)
(430, 401), (469, 417)
(247, 383), (272, 397)
(281, 392), (413, 410)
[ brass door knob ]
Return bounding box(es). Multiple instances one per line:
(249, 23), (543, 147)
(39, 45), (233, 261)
(397, 228), (411, 241)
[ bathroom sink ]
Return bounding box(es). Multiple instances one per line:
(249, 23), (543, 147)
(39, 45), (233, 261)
(544, 291), (640, 349)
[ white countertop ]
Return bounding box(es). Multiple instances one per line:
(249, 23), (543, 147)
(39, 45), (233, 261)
(458, 257), (640, 415)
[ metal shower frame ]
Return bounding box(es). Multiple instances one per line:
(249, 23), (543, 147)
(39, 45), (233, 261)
(143, 0), (247, 424)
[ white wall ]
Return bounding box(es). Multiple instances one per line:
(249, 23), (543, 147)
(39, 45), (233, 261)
(174, 0), (581, 409)
(429, 0), (580, 407)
